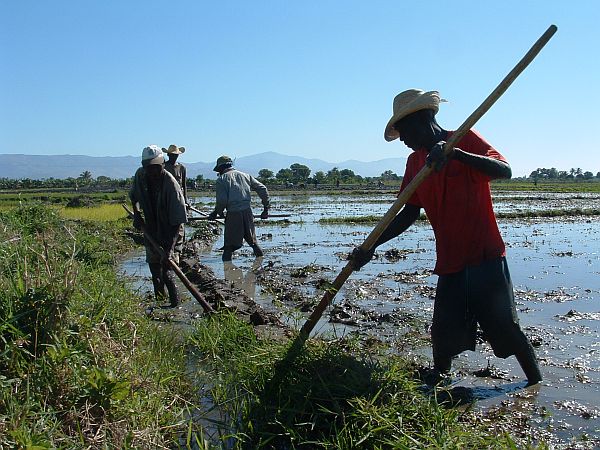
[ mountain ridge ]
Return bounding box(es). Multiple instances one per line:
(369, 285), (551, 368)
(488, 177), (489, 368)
(0, 151), (407, 180)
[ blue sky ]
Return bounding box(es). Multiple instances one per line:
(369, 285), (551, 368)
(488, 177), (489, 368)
(1, 1), (598, 177)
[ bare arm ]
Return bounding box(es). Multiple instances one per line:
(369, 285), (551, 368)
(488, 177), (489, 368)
(452, 149), (512, 180)
(373, 203), (421, 247)
(349, 203), (421, 270)
(427, 141), (512, 180)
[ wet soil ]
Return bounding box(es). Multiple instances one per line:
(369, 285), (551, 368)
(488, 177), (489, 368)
(121, 191), (600, 448)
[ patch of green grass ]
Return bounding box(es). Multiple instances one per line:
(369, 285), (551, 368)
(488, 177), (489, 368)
(0, 203), (198, 448)
(189, 313), (529, 448)
(492, 179), (600, 193)
(496, 208), (600, 219)
(0, 190), (128, 208)
(320, 207), (600, 225)
(319, 214), (429, 224)
(58, 203), (128, 222)
(319, 215), (385, 224)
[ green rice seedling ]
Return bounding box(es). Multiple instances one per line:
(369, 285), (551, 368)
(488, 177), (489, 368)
(497, 208), (600, 219)
(319, 215), (385, 225)
(58, 203), (127, 222)
(492, 180), (600, 193)
(319, 213), (429, 225)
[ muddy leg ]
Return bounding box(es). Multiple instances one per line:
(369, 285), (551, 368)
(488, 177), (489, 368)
(222, 246), (234, 262)
(251, 244), (263, 257)
(515, 342), (542, 385)
(149, 263), (166, 303)
(433, 353), (452, 373)
(163, 266), (180, 307)
(418, 351), (453, 386)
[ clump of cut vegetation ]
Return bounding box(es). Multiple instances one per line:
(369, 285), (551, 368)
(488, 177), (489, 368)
(189, 313), (530, 449)
(319, 214), (429, 224)
(290, 264), (322, 278)
(0, 204), (199, 448)
(319, 214), (382, 224)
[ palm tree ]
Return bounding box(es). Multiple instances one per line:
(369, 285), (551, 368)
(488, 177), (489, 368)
(78, 171), (93, 186)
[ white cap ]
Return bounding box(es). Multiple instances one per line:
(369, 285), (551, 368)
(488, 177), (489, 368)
(141, 145), (164, 166)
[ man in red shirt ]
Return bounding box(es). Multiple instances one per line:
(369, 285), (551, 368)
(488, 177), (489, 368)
(351, 89), (542, 385)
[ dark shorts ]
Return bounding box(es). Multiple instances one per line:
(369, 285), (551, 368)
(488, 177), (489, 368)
(224, 209), (257, 250)
(431, 257), (529, 360)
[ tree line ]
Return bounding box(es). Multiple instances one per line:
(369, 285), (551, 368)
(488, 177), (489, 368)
(0, 163), (403, 190)
(255, 163), (401, 186)
(529, 167), (600, 180)
(2, 163), (599, 191)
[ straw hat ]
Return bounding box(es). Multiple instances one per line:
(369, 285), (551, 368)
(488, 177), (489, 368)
(384, 89), (444, 142)
(213, 155), (233, 171)
(163, 144), (185, 155)
(141, 145), (164, 166)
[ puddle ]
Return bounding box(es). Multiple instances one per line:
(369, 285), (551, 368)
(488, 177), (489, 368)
(121, 191), (600, 447)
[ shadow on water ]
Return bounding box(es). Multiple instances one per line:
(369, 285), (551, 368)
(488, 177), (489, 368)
(426, 381), (531, 407)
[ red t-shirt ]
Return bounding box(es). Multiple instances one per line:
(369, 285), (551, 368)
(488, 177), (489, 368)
(400, 129), (506, 275)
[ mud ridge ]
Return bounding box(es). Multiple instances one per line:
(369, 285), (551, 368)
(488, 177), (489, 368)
(178, 255), (291, 341)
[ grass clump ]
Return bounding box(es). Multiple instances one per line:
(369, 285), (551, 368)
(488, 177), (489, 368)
(0, 203), (196, 448)
(189, 313), (524, 449)
(497, 208), (600, 219)
(319, 215), (382, 224)
(492, 180), (600, 193)
(58, 202), (128, 222)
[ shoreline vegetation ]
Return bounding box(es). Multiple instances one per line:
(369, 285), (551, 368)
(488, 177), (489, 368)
(2, 182), (592, 447)
(0, 203), (535, 448)
(0, 204), (204, 448)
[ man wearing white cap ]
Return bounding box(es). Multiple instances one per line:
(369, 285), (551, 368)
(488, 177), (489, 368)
(350, 89), (542, 385)
(129, 145), (188, 307)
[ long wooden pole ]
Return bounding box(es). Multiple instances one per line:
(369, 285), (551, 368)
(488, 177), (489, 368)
(299, 24), (557, 341)
(123, 204), (215, 314)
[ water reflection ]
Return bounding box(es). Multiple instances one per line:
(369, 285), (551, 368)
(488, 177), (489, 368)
(223, 257), (263, 299)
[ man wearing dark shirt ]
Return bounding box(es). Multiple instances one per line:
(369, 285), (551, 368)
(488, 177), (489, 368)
(129, 145), (188, 307)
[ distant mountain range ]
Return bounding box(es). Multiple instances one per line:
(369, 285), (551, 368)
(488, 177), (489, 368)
(0, 151), (407, 180)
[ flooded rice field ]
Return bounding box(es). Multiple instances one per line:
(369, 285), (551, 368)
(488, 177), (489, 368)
(123, 191), (600, 447)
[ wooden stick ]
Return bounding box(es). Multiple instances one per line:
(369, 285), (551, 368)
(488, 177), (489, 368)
(299, 24), (558, 341)
(123, 204), (215, 314)
(188, 204), (225, 226)
(254, 213), (291, 219)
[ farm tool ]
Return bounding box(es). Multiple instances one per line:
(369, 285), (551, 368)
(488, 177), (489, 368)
(297, 25), (558, 344)
(122, 204), (215, 314)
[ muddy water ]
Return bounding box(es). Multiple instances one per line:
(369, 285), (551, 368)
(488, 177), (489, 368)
(125, 191), (600, 447)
